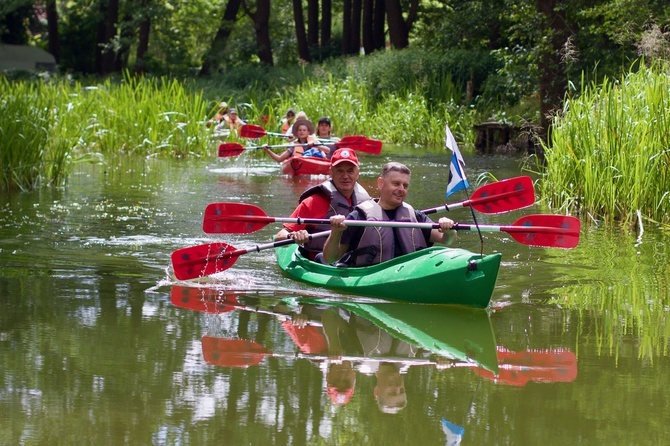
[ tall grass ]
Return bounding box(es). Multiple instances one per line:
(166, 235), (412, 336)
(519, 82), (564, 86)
(1, 74), (217, 191)
(0, 49), (503, 193)
(0, 80), (70, 191)
(538, 62), (670, 226)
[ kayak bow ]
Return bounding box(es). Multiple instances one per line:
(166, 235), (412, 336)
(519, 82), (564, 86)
(275, 244), (501, 308)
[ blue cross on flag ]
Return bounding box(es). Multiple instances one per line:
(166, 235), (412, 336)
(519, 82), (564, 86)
(445, 123), (469, 197)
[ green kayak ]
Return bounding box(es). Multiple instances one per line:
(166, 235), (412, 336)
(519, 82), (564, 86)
(275, 244), (502, 308)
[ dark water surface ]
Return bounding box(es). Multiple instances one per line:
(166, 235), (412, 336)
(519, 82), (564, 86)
(1, 148), (669, 445)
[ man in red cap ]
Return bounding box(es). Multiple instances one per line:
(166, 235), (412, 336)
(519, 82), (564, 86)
(275, 148), (371, 262)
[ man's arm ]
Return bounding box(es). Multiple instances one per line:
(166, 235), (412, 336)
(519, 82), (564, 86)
(322, 215), (350, 264)
(428, 216), (456, 245)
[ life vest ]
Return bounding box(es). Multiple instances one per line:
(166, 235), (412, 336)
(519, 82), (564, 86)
(349, 200), (428, 267)
(298, 181), (371, 255)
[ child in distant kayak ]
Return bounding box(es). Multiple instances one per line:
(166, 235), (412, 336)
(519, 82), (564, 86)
(280, 108), (296, 134)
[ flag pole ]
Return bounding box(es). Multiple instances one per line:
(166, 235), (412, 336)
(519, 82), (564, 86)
(444, 123), (484, 255)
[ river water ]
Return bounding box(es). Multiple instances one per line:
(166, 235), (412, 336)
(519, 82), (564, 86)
(1, 147), (669, 445)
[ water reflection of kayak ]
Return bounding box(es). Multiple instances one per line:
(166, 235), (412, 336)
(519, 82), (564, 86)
(171, 286), (577, 386)
(275, 244), (501, 308)
(313, 300), (500, 374)
(175, 288), (499, 374)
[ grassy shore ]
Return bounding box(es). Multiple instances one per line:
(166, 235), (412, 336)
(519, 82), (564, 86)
(535, 62), (670, 228)
(3, 58), (670, 228)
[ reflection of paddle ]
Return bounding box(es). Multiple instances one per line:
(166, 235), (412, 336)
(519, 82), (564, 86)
(169, 285), (324, 325)
(202, 202), (580, 248)
(472, 347), (578, 386)
(201, 336), (488, 369)
(218, 135), (382, 157)
(201, 336), (577, 386)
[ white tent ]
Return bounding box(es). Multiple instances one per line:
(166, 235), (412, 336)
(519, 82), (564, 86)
(0, 44), (57, 71)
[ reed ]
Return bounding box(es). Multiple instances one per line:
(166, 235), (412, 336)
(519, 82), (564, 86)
(539, 62), (670, 226)
(0, 79), (70, 191)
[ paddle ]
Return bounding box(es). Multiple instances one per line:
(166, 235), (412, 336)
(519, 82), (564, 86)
(204, 177), (535, 234)
(174, 212), (578, 280)
(202, 176), (538, 233)
(240, 124), (289, 139)
(218, 135), (382, 157)
(202, 206), (580, 248)
(422, 176), (535, 215)
(241, 123), (337, 142)
(171, 230), (331, 281)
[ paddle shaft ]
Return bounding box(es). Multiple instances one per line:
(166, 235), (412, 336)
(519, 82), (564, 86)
(177, 230), (331, 267)
(207, 214), (573, 235)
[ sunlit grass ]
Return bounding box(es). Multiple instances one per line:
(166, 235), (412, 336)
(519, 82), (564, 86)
(538, 62), (670, 226)
(1, 74), (218, 191)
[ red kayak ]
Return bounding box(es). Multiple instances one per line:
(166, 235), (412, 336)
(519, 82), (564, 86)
(281, 156), (330, 176)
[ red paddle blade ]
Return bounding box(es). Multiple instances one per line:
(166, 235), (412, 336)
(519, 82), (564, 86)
(171, 242), (239, 280)
(364, 138), (383, 154)
(508, 214), (581, 249)
(240, 124), (266, 138)
(218, 142), (246, 157)
(470, 176), (535, 214)
(170, 286), (240, 314)
(201, 337), (270, 368)
(335, 135), (382, 155)
(203, 202), (270, 234)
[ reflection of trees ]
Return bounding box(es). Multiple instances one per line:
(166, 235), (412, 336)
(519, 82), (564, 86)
(545, 229), (670, 360)
(0, 271), (202, 443)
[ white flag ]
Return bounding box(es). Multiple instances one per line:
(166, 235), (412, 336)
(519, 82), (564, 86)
(445, 123), (469, 197)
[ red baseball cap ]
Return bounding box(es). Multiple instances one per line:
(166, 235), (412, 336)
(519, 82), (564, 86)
(330, 148), (359, 167)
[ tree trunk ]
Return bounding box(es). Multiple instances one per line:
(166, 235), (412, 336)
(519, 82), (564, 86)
(135, 0), (151, 73)
(342, 0), (352, 54)
(536, 0), (569, 141)
(373, 0), (385, 50)
(95, 0), (119, 75)
(385, 0), (418, 49)
(321, 0), (332, 49)
(45, 0), (60, 63)
(200, 0), (243, 76)
(351, 0), (361, 54)
(307, 0), (319, 55)
(362, 0), (384, 54)
(253, 0), (273, 65)
(292, 0), (311, 61)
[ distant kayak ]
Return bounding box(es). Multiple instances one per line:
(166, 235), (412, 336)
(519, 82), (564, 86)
(281, 156), (330, 176)
(275, 244), (501, 308)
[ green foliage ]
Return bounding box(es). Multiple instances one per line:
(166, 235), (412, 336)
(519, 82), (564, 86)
(537, 60), (670, 226)
(0, 72), (218, 191)
(0, 78), (70, 191)
(58, 0), (99, 73)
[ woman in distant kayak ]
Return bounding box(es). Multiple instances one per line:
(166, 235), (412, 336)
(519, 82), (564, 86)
(263, 119), (330, 162)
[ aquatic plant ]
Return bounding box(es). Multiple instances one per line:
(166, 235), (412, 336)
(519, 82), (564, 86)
(538, 62), (670, 227)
